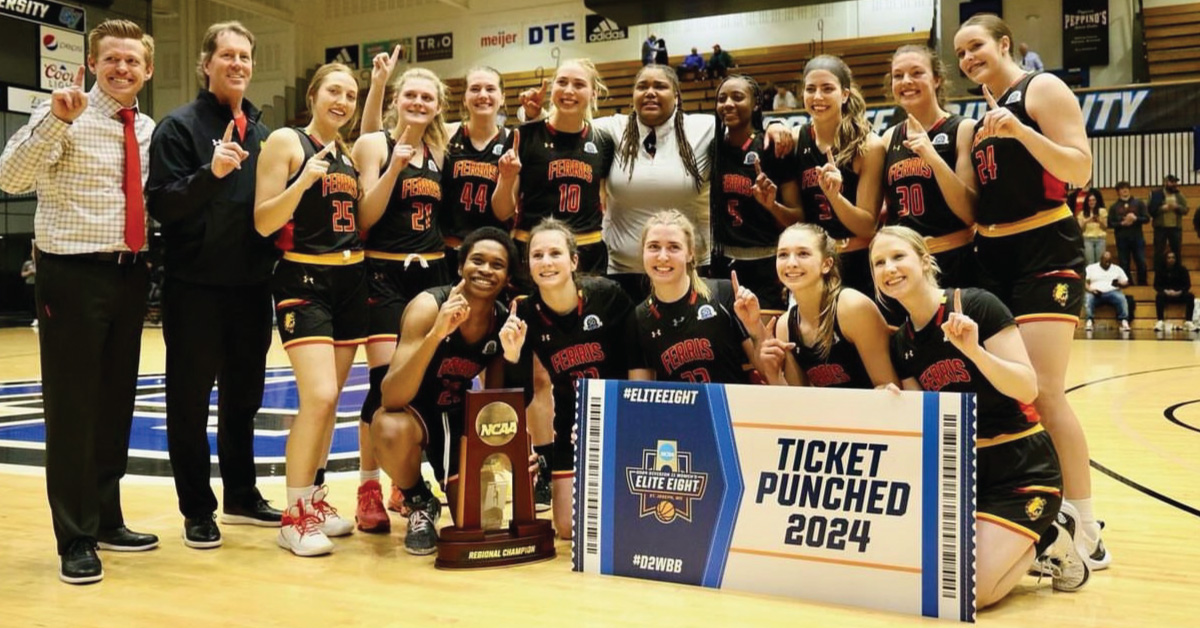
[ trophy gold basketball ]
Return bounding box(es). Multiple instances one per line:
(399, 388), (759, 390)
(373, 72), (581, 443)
(436, 389), (557, 568)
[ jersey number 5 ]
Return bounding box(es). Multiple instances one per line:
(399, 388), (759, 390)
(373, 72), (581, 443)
(726, 199), (744, 227)
(974, 145), (998, 185)
(331, 200), (356, 232)
(411, 202), (433, 231)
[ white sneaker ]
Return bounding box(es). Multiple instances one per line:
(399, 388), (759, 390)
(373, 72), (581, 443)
(310, 485), (354, 537)
(1120, 320), (1131, 332)
(1080, 520), (1112, 571)
(1154, 320), (1164, 331)
(1185, 321), (1196, 332)
(277, 500), (333, 557)
(1045, 502), (1091, 592)
(1084, 319), (1094, 331)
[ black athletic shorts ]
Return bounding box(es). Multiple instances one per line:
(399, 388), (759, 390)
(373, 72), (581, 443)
(407, 398), (464, 486)
(366, 256), (450, 342)
(711, 251), (787, 313)
(272, 258), (368, 348)
(977, 428), (1063, 542)
(975, 216), (1086, 323)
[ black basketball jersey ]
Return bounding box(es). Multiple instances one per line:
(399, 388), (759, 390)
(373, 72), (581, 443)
(276, 129), (362, 255)
(364, 131), (444, 254)
(796, 124), (859, 240)
(410, 285), (506, 411)
(785, 297), (873, 389)
(890, 288), (1038, 439)
(883, 114), (972, 237)
(712, 132), (799, 248)
(509, 119), (614, 233)
(516, 276), (634, 416)
(970, 72), (1068, 225)
(441, 125), (511, 242)
(630, 279), (752, 384)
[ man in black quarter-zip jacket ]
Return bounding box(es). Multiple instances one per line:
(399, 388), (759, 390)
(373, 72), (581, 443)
(147, 21), (281, 551)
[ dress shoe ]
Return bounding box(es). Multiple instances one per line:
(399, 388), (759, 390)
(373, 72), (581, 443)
(183, 514), (223, 549)
(221, 496), (283, 527)
(96, 526), (159, 552)
(60, 538), (103, 584)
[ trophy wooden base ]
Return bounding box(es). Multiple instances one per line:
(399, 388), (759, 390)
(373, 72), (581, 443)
(436, 520), (557, 569)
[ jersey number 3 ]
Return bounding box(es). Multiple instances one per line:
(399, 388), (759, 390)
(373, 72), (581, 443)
(895, 184), (925, 217)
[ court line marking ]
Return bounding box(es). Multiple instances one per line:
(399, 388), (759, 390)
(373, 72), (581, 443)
(1066, 364), (1200, 519)
(1163, 400), (1200, 435)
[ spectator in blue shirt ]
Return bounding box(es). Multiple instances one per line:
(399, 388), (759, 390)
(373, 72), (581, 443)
(1019, 43), (1044, 72)
(679, 47), (705, 80)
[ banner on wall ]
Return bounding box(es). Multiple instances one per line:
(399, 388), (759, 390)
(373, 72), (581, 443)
(574, 380), (977, 622)
(361, 38), (413, 65)
(765, 81), (1200, 137)
(325, 45), (360, 69)
(416, 32), (454, 61)
(1063, 0), (1109, 68)
(585, 14), (628, 43)
(0, 0), (84, 33)
(479, 24), (523, 50)
(39, 25), (84, 65)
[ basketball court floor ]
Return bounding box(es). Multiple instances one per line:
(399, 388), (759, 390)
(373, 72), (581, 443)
(0, 327), (1197, 626)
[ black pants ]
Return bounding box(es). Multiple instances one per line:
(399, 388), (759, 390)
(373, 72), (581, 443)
(162, 279), (272, 518)
(35, 253), (148, 554)
(1153, 227), (1182, 271)
(1115, 234), (1147, 285)
(1155, 291), (1195, 320)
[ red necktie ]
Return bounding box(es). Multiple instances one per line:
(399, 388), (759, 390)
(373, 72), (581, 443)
(118, 108), (145, 252)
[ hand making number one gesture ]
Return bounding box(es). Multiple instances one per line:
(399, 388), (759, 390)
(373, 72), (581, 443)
(50, 66), (88, 124)
(940, 288), (980, 356)
(498, 298), (528, 363)
(211, 120), (251, 179)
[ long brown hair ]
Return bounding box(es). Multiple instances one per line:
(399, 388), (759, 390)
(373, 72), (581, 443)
(616, 64), (704, 192)
(803, 55), (871, 168)
(959, 13), (1016, 61)
(640, 210), (709, 299)
(780, 223), (842, 360)
(528, 217), (580, 286)
(306, 63), (358, 169)
(884, 44), (949, 108)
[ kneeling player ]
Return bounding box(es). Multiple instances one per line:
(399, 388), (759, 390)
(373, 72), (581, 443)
(871, 226), (1088, 606)
(369, 227), (516, 555)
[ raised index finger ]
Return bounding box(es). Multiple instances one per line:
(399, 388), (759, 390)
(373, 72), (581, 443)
(449, 279), (466, 298)
(731, 270), (741, 294)
(511, 128), (520, 153)
(72, 66), (85, 89)
(953, 288), (963, 314)
(537, 78), (549, 96)
(752, 154), (763, 177)
(982, 85), (999, 110)
(315, 139), (337, 158)
(222, 120), (235, 144)
(906, 114), (925, 135)
(824, 147), (836, 166)
(390, 44), (401, 66)
(398, 124), (419, 146)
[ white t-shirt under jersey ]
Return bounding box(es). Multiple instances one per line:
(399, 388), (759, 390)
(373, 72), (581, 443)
(594, 111), (715, 274)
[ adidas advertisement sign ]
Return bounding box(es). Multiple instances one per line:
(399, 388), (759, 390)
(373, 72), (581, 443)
(586, 14), (628, 43)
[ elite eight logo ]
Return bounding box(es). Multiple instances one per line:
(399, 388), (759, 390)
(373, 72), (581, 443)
(626, 440), (708, 523)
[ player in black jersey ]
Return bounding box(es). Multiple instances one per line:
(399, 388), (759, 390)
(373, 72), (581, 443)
(494, 59), (616, 284)
(871, 226), (1089, 602)
(254, 63), (364, 557)
(351, 67), (454, 532)
(791, 55), (885, 297)
(499, 218), (635, 539)
(368, 227), (516, 555)
(710, 75), (802, 313)
(630, 210), (768, 384)
(880, 45), (979, 294)
(956, 14), (1107, 571)
(757, 224), (896, 389)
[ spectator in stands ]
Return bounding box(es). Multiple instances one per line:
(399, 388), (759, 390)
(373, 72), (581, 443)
(773, 82), (798, 110)
(708, 44), (735, 79)
(1149, 174), (1189, 270)
(642, 34), (658, 66)
(1068, 184), (1104, 214)
(1018, 43), (1044, 72)
(654, 38), (669, 66)
(759, 82), (778, 112)
(1084, 250), (1131, 332)
(1109, 181), (1149, 285)
(1153, 250), (1194, 332)
(679, 47), (705, 80)
(1077, 191), (1107, 265)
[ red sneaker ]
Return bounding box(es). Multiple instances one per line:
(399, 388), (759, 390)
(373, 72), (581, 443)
(387, 484), (412, 517)
(356, 479), (391, 533)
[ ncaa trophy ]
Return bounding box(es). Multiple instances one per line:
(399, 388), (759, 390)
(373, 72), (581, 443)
(436, 389), (556, 568)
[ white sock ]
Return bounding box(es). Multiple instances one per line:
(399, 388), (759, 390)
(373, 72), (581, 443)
(1067, 498), (1101, 545)
(360, 469), (381, 485)
(286, 485), (315, 509)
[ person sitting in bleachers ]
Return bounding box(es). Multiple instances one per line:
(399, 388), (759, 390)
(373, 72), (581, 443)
(678, 47), (706, 81)
(1084, 251), (1131, 332)
(1153, 250), (1195, 332)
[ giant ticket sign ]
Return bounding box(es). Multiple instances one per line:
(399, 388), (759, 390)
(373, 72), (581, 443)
(573, 380), (977, 622)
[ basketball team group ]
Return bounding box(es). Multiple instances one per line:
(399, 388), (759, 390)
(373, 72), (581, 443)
(0, 13), (1109, 602)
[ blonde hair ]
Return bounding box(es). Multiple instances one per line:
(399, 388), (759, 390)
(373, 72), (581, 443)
(88, 19), (155, 67)
(549, 58), (609, 120)
(803, 55), (871, 168)
(779, 223), (842, 360)
(869, 226), (942, 304)
(305, 63), (358, 169)
(195, 21), (254, 88)
(461, 66), (504, 123)
(390, 67), (450, 154)
(640, 210), (710, 299)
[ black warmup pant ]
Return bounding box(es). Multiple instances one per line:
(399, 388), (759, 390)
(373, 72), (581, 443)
(1153, 227), (1183, 271)
(1155, 291), (1195, 321)
(162, 279), (272, 518)
(35, 253), (148, 554)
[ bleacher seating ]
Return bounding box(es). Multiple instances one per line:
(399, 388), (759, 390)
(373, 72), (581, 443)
(1145, 2), (1200, 82)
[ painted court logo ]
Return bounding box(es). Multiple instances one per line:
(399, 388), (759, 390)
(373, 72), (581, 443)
(626, 440), (708, 523)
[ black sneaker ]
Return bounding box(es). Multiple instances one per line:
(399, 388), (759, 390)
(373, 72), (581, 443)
(404, 495), (441, 556)
(96, 526), (159, 552)
(183, 514), (223, 549)
(60, 538), (103, 584)
(534, 455), (552, 513)
(221, 497), (283, 527)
